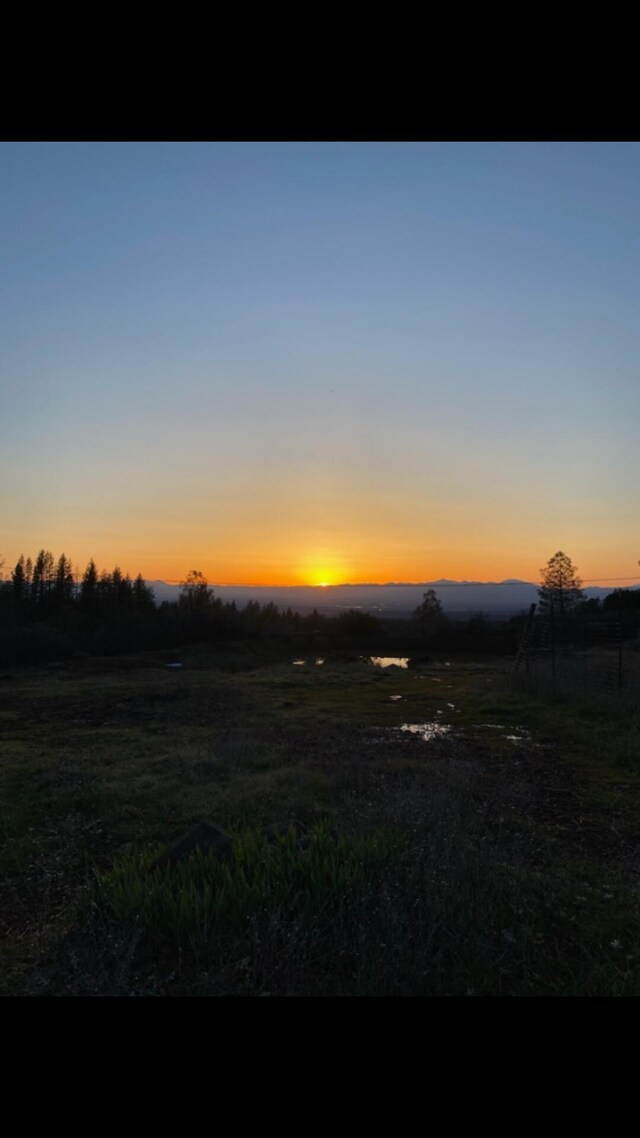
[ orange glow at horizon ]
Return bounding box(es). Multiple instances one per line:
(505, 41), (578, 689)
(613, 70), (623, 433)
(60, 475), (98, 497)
(3, 537), (638, 590)
(3, 513), (639, 590)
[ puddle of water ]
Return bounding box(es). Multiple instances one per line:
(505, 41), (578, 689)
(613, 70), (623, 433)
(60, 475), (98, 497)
(370, 657), (409, 669)
(472, 722), (532, 745)
(400, 722), (452, 741)
(292, 660), (306, 666)
(389, 695), (404, 701)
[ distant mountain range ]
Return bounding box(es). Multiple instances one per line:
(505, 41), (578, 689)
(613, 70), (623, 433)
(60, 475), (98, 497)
(146, 579), (638, 618)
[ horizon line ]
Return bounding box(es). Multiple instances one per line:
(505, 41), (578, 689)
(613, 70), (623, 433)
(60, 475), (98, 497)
(155, 577), (640, 589)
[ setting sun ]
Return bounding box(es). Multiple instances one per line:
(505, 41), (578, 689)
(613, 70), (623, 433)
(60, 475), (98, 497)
(308, 571), (337, 587)
(298, 554), (349, 589)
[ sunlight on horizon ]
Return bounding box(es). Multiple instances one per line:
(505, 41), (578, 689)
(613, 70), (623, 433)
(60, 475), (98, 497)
(307, 572), (341, 588)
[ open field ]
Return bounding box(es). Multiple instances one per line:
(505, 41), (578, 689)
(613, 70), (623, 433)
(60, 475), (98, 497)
(2, 647), (640, 997)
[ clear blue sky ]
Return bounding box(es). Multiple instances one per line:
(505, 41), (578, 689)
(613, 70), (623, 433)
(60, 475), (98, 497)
(1, 142), (638, 584)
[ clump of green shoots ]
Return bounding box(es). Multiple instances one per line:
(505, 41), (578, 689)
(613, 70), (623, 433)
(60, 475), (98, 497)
(86, 822), (399, 990)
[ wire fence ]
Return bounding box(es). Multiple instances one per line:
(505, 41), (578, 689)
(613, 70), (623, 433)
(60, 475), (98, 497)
(513, 605), (640, 711)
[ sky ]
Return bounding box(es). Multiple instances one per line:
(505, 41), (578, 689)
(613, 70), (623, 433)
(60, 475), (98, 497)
(1, 141), (639, 587)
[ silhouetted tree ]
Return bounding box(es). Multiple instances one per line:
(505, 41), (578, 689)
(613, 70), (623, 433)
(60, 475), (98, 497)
(574, 597), (602, 615)
(97, 570), (112, 605)
(603, 588), (640, 611)
(12, 556), (27, 604)
(538, 551), (585, 617)
(54, 553), (75, 604)
(333, 609), (380, 637)
(80, 559), (99, 612)
(414, 588), (445, 639)
(304, 608), (326, 632)
(31, 549), (55, 606)
(111, 565), (123, 597)
(108, 566), (133, 606)
(133, 574), (155, 611)
(179, 570), (214, 612)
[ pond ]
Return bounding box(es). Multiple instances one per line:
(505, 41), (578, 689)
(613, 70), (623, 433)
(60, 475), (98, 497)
(399, 722), (452, 741)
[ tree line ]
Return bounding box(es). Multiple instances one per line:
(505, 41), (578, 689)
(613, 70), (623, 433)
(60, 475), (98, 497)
(0, 547), (637, 666)
(0, 550), (381, 664)
(9, 551), (155, 614)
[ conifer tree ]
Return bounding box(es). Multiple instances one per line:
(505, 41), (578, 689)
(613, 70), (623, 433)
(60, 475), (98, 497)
(54, 554), (75, 604)
(80, 559), (99, 611)
(12, 555), (26, 603)
(31, 550), (55, 605)
(414, 588), (445, 639)
(538, 551), (585, 616)
(133, 574), (155, 611)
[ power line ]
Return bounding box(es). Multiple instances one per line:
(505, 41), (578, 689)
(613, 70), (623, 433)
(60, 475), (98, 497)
(581, 576), (640, 582)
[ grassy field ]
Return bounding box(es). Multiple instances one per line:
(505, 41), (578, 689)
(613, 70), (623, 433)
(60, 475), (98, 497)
(2, 646), (640, 997)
